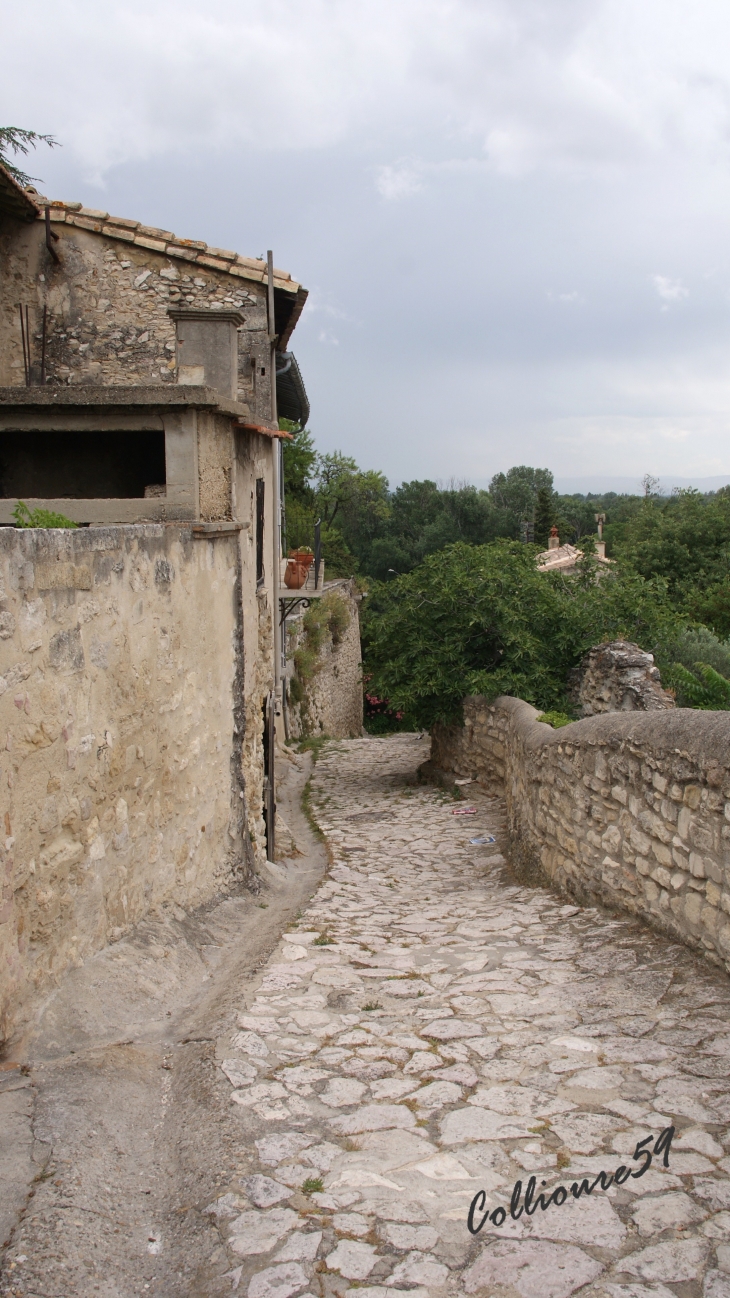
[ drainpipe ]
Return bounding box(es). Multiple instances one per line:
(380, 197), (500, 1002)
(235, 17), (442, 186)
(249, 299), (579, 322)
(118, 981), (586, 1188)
(267, 251), (282, 704)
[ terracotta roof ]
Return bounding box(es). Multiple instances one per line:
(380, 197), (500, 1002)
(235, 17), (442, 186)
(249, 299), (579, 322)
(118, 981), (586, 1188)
(40, 200), (303, 296)
(0, 162), (41, 222)
(536, 543), (612, 572)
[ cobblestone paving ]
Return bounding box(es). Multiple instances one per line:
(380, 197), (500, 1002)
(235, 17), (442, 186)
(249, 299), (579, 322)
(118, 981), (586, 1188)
(212, 735), (730, 1298)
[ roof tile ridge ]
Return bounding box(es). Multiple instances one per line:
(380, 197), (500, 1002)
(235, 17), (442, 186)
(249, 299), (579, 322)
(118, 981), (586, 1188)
(37, 200), (300, 290)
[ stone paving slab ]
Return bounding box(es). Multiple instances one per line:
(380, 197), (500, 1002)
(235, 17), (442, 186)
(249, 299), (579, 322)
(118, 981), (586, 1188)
(212, 735), (730, 1298)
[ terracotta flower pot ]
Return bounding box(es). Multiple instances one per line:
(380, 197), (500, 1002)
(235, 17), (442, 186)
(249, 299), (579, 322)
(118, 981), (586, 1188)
(289, 550), (314, 571)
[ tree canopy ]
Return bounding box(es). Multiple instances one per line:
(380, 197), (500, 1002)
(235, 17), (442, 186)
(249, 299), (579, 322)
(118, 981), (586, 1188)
(282, 425), (730, 722)
(362, 541), (679, 728)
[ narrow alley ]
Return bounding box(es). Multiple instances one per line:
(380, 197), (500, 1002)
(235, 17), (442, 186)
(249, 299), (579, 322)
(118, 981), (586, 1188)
(3, 734), (730, 1298)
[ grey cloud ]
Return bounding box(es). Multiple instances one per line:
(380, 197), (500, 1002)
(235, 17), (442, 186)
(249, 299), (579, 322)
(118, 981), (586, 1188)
(3, 0), (730, 484)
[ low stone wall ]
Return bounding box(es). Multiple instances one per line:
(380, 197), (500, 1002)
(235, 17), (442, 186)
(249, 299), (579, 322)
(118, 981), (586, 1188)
(427, 696), (730, 976)
(286, 580), (363, 740)
(0, 524), (250, 1043)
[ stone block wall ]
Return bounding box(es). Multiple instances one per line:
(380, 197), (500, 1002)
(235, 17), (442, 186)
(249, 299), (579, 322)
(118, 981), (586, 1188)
(0, 209), (300, 424)
(428, 696), (730, 976)
(0, 524), (250, 1043)
(286, 581), (364, 740)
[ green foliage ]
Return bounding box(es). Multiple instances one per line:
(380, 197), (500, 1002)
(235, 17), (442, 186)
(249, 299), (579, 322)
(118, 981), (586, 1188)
(281, 421), (316, 494)
(282, 429), (379, 576)
(488, 466), (554, 523)
(362, 540), (679, 729)
(538, 711), (573, 728)
(322, 592), (350, 644)
(12, 501), (77, 529)
(0, 127), (58, 186)
(301, 1177), (324, 1195)
(293, 646), (318, 686)
(301, 592), (350, 655)
(281, 426), (730, 719)
(363, 479), (519, 579)
(288, 675), (305, 704)
(290, 593), (351, 712)
(661, 626), (730, 682)
(610, 488), (730, 634)
(667, 662), (730, 710)
(534, 485), (556, 549)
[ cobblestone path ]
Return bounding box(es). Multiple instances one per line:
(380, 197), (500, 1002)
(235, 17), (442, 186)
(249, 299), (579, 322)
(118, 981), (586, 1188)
(210, 735), (730, 1298)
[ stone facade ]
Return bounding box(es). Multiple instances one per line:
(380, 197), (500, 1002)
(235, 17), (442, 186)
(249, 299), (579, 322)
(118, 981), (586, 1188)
(427, 695), (730, 977)
(568, 639), (675, 716)
(285, 581), (364, 740)
(0, 523), (250, 1042)
(0, 199), (305, 419)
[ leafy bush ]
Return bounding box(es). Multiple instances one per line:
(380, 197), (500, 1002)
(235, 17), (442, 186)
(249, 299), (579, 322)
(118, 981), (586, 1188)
(667, 662), (730, 710)
(363, 677), (408, 734)
(13, 501), (77, 529)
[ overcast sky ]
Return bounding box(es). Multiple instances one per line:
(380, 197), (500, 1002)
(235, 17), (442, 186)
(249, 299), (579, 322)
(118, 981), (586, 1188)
(5, 0), (730, 491)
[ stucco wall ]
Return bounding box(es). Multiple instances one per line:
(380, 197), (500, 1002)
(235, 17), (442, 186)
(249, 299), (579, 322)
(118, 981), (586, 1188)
(427, 696), (730, 977)
(0, 524), (250, 1043)
(286, 581), (363, 739)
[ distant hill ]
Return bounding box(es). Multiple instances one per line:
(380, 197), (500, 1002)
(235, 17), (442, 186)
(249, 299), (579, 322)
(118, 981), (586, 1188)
(551, 474), (730, 496)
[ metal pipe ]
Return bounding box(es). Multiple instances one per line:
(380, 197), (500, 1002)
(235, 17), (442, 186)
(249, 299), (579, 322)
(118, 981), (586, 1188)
(45, 206), (60, 263)
(18, 304), (30, 386)
(40, 304), (47, 385)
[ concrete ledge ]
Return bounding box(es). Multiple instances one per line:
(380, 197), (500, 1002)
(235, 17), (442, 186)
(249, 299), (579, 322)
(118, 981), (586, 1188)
(0, 385), (251, 418)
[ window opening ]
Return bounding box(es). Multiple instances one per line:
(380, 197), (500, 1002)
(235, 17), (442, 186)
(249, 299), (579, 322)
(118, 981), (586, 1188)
(0, 430), (166, 500)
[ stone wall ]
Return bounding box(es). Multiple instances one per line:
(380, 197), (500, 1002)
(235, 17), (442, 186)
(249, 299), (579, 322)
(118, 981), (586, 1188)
(0, 524), (252, 1043)
(427, 696), (730, 976)
(568, 640), (675, 716)
(0, 208), (302, 425)
(286, 581), (363, 740)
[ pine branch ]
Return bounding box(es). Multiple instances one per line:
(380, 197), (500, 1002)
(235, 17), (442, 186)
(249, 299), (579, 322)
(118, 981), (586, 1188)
(0, 127), (59, 186)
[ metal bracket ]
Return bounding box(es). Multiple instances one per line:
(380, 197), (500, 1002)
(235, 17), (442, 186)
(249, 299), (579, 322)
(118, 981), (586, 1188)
(279, 595), (310, 629)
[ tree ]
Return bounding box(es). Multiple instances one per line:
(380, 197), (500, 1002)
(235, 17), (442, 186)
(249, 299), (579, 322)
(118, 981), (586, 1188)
(362, 540), (679, 729)
(0, 127), (58, 185)
(488, 465), (553, 527)
(281, 422), (316, 498)
(534, 484), (556, 549)
(280, 431), (389, 576)
(612, 488), (730, 634)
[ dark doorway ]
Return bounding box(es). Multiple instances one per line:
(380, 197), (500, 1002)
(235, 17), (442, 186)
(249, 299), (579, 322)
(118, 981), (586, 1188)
(0, 430), (166, 499)
(256, 477), (265, 587)
(261, 693), (275, 861)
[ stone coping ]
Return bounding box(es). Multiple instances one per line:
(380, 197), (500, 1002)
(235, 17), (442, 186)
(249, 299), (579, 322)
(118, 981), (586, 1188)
(482, 694), (730, 765)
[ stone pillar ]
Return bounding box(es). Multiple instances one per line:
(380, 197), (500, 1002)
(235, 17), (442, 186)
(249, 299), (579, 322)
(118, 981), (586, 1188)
(169, 309), (244, 399)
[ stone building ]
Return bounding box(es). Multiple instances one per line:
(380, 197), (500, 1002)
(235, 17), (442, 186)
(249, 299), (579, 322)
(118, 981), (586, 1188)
(0, 163), (322, 1041)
